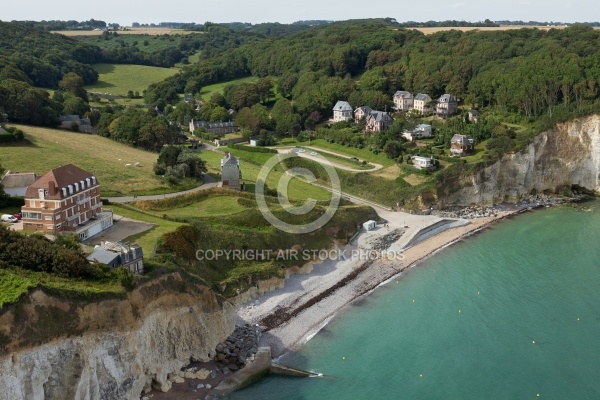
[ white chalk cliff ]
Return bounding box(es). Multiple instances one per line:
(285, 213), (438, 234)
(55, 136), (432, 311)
(0, 274), (235, 400)
(444, 115), (600, 205)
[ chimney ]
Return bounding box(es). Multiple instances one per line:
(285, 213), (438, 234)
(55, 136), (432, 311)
(100, 236), (106, 247)
(48, 181), (57, 196)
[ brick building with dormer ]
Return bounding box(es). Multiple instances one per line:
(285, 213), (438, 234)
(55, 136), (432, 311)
(21, 164), (113, 239)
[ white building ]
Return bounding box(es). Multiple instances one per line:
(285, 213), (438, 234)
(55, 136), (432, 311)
(363, 220), (377, 231)
(402, 124), (433, 141)
(332, 101), (353, 122)
(220, 152), (241, 190)
(412, 156), (436, 170)
(393, 91), (414, 111)
(413, 93), (433, 116)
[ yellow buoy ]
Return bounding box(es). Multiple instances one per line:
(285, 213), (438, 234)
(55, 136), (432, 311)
(342, 356), (345, 360)
(532, 340), (536, 344)
(537, 394), (540, 397)
(412, 299), (415, 303)
(419, 374), (423, 378)
(577, 317), (580, 321)
(458, 309), (461, 313)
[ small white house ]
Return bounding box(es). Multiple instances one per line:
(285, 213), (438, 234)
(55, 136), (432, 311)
(250, 139), (258, 146)
(412, 156), (435, 170)
(332, 101), (353, 123)
(363, 220), (377, 231)
(402, 124), (432, 141)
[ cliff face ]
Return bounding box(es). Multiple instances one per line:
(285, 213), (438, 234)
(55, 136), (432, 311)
(0, 274), (236, 400)
(445, 115), (600, 205)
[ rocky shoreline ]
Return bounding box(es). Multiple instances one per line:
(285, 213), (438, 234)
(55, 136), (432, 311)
(433, 194), (591, 219)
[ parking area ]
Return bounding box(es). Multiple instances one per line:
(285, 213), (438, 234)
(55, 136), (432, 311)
(85, 214), (154, 245)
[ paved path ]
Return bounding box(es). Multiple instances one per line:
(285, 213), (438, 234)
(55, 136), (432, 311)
(106, 175), (218, 203)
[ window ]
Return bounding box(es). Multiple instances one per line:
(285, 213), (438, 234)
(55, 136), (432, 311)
(36, 224), (43, 228)
(22, 212), (42, 220)
(55, 214), (60, 220)
(56, 224), (61, 229)
(44, 216), (52, 221)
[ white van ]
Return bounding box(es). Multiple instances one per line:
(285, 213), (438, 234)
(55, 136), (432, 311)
(1, 214), (17, 223)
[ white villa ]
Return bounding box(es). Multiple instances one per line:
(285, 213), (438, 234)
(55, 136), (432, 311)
(332, 101), (353, 122)
(393, 91), (414, 111)
(413, 93), (433, 116)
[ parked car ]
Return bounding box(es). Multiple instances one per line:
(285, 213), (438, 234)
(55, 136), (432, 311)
(1, 214), (18, 223)
(310, 152), (318, 156)
(297, 149), (306, 153)
(13, 212), (22, 220)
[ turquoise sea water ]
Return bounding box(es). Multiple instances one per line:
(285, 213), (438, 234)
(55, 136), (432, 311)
(230, 203), (600, 400)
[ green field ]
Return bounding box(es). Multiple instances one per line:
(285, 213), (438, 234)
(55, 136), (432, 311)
(199, 77), (260, 100)
(0, 124), (196, 196)
(84, 64), (179, 96)
(75, 32), (194, 52)
(201, 148), (332, 201)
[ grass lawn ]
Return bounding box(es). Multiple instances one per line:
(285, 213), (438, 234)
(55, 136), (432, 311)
(200, 149), (332, 201)
(105, 204), (185, 257)
(84, 64), (179, 96)
(0, 268), (125, 309)
(143, 196), (249, 220)
(199, 77), (260, 100)
(0, 124), (195, 196)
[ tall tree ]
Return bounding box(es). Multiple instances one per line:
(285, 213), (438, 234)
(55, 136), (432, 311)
(58, 72), (88, 101)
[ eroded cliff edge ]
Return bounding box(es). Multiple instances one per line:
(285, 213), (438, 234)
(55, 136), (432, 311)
(443, 115), (600, 205)
(0, 274), (236, 400)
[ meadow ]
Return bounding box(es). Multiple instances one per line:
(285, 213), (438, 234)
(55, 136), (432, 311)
(199, 77), (260, 100)
(0, 125), (196, 196)
(84, 64), (180, 96)
(201, 148), (332, 201)
(55, 28), (198, 37)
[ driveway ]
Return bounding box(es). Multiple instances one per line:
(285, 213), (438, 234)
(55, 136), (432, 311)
(84, 215), (154, 245)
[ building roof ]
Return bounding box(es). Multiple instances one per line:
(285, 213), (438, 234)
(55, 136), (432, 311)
(59, 115), (81, 122)
(367, 111), (393, 122)
(469, 109), (480, 116)
(25, 164), (96, 200)
(333, 101), (353, 112)
(221, 152), (239, 167)
(451, 134), (474, 145)
(413, 155), (434, 161)
(1, 171), (38, 189)
(414, 123), (431, 131)
(438, 94), (457, 103)
(0, 126), (7, 134)
(87, 248), (120, 265)
(414, 93), (431, 102)
(87, 241), (143, 265)
(393, 91), (413, 99)
(355, 106), (372, 114)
